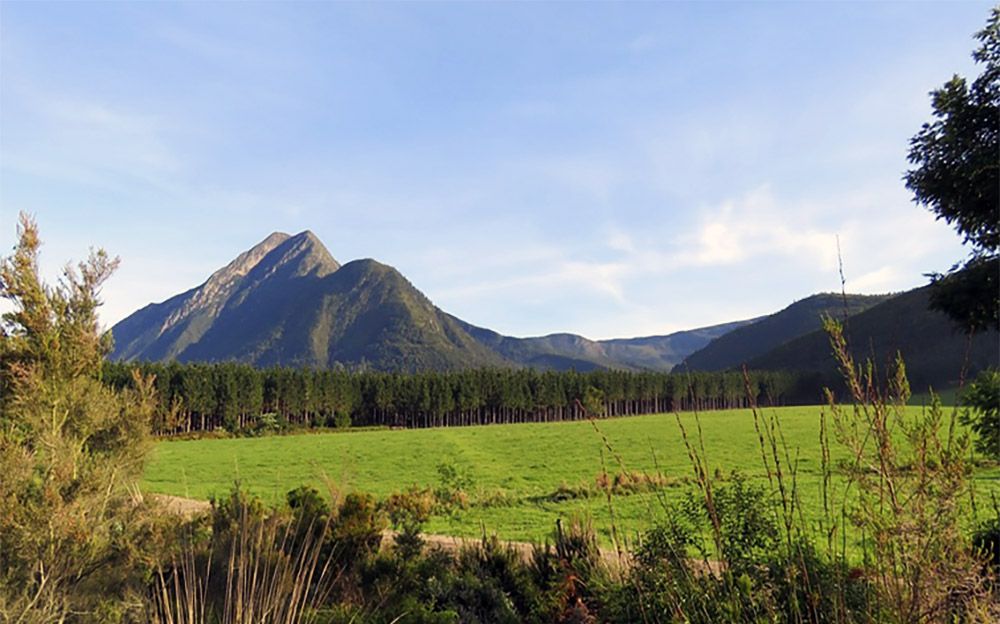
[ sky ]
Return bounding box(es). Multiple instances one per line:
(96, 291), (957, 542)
(0, 1), (991, 340)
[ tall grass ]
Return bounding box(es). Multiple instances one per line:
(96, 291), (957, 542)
(821, 318), (994, 622)
(148, 490), (338, 624)
(590, 319), (998, 623)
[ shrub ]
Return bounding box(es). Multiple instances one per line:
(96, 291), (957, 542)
(434, 460), (474, 511)
(680, 472), (778, 572)
(961, 368), (1000, 461)
(333, 411), (352, 429)
(0, 215), (162, 621)
(824, 319), (994, 621)
(972, 508), (1000, 573)
(331, 492), (386, 565)
(253, 411), (289, 436)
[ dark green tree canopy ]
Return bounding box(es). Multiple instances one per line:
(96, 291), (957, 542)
(905, 8), (1000, 332)
(906, 9), (999, 255)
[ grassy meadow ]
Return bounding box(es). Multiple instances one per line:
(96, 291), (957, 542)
(144, 404), (1000, 548)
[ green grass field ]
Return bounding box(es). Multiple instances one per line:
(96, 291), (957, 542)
(144, 405), (1000, 547)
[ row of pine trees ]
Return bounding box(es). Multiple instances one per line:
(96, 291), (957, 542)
(102, 361), (803, 435)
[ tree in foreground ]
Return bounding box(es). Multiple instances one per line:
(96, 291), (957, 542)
(0, 214), (158, 621)
(905, 8), (999, 333)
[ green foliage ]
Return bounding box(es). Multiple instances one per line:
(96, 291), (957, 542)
(972, 507), (1000, 573)
(333, 410), (352, 429)
(581, 385), (606, 417)
(906, 8), (999, 332)
(680, 472), (778, 571)
(288, 484), (331, 522)
(906, 8), (999, 256)
(824, 319), (992, 621)
(928, 256), (1000, 333)
(0, 215), (165, 621)
(331, 492), (385, 566)
(254, 411), (289, 435)
(382, 486), (435, 525)
(961, 368), (1000, 460)
(427, 460), (473, 516)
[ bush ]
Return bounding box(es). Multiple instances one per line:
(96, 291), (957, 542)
(434, 460), (474, 511)
(0, 215), (162, 621)
(251, 411), (290, 436)
(383, 486), (436, 530)
(961, 368), (1000, 460)
(972, 511), (1000, 573)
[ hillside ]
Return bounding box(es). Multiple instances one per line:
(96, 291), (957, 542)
(680, 293), (891, 371)
(112, 231), (751, 371)
(747, 286), (999, 393)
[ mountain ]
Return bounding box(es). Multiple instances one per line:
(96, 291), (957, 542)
(456, 318), (757, 372)
(111, 231), (507, 370)
(111, 231), (753, 372)
(746, 286), (999, 393)
(598, 320), (759, 370)
(679, 293), (891, 372)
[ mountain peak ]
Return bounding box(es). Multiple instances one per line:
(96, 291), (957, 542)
(268, 229), (339, 278)
(292, 229), (318, 239)
(173, 231), (294, 316)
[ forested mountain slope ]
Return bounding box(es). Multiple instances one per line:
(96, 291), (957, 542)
(747, 286), (999, 392)
(680, 293), (891, 371)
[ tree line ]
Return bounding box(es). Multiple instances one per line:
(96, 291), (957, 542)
(101, 360), (804, 436)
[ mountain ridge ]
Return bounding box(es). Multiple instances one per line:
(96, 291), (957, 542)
(745, 286), (999, 394)
(111, 231), (762, 371)
(679, 292), (892, 372)
(113, 231), (917, 374)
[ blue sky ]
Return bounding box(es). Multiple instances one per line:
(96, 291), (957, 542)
(0, 1), (991, 339)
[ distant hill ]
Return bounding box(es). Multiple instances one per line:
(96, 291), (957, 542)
(111, 231), (751, 371)
(455, 318), (755, 372)
(747, 286), (999, 394)
(598, 320), (761, 370)
(454, 321), (752, 371)
(679, 293), (891, 372)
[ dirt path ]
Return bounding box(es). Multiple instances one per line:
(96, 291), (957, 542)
(152, 493), (212, 518)
(149, 493), (628, 565)
(147, 494), (731, 574)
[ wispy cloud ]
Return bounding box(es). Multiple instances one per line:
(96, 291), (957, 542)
(2, 84), (181, 194)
